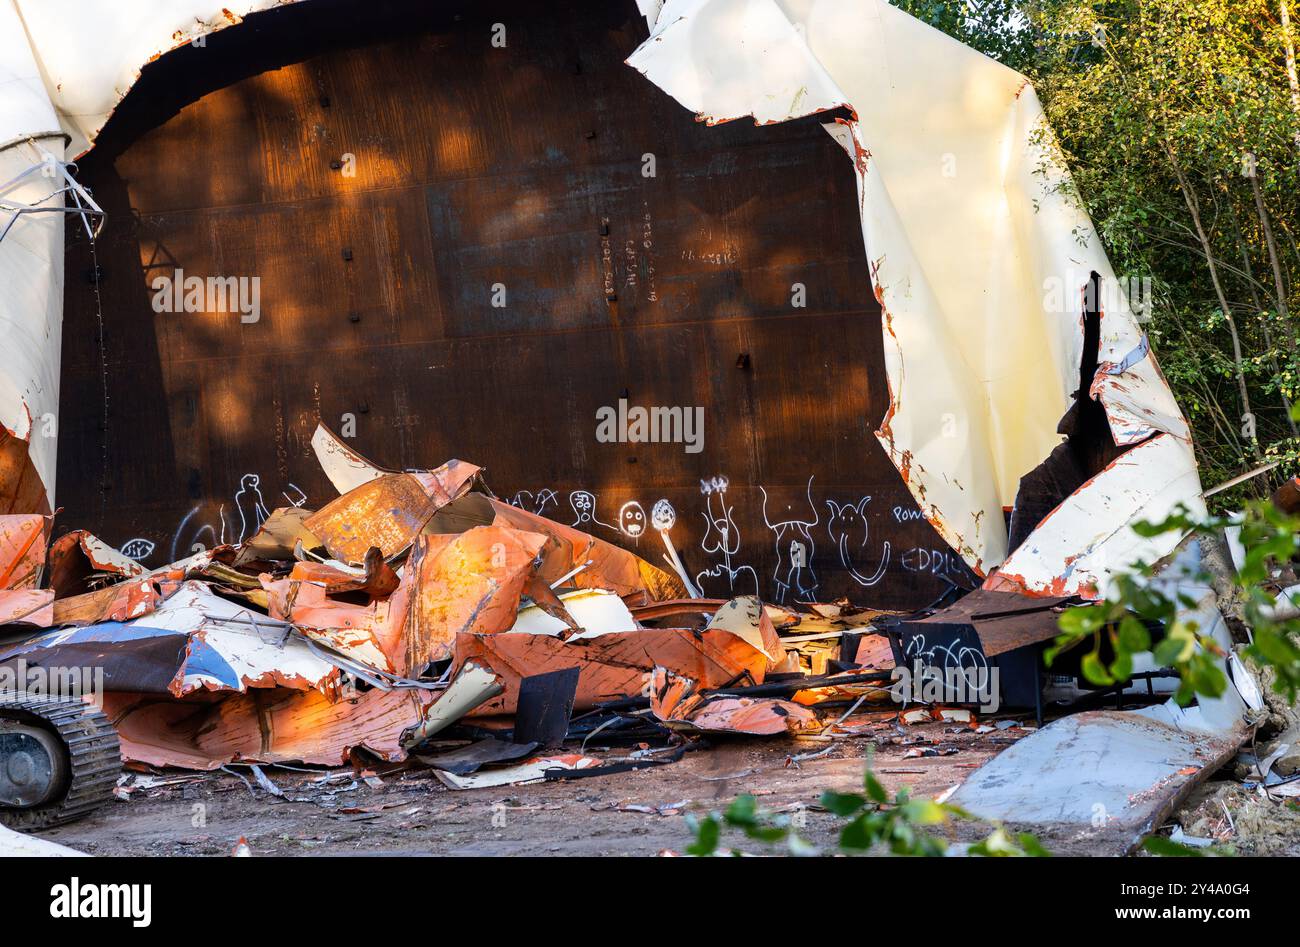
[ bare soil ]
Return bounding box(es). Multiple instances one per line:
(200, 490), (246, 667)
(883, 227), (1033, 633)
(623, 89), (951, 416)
(38, 717), (1030, 857)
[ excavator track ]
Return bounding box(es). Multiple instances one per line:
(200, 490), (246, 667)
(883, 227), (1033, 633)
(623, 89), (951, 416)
(0, 693), (121, 830)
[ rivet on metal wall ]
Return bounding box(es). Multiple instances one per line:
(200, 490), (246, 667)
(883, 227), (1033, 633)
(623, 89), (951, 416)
(736, 353), (751, 370)
(349, 312), (361, 323)
(342, 247), (353, 261)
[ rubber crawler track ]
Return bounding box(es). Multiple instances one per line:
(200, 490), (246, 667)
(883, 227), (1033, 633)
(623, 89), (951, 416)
(0, 694), (121, 830)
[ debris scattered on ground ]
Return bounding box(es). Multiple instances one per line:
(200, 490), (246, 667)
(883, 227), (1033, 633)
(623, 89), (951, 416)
(0, 425), (977, 801)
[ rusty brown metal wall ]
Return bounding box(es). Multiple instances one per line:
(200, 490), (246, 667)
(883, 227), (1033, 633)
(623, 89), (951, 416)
(57, 0), (973, 609)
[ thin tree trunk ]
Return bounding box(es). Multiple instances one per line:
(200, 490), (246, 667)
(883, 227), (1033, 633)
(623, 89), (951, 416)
(1282, 1), (1300, 160)
(1165, 143), (1262, 460)
(1251, 170), (1298, 369)
(1225, 194), (1299, 435)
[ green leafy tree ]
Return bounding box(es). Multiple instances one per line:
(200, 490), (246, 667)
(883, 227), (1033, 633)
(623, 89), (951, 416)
(905, 0), (1300, 504)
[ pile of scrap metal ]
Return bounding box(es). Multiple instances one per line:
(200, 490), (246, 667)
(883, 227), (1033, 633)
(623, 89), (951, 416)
(0, 425), (912, 790)
(0, 0), (1277, 851)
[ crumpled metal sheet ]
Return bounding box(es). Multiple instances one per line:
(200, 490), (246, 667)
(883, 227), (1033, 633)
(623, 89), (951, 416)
(0, 588), (52, 625)
(404, 525), (551, 669)
(0, 822), (86, 857)
(627, 0), (1201, 596)
(305, 461), (485, 563)
(231, 506), (323, 567)
(650, 666), (819, 735)
(430, 494), (687, 603)
(951, 550), (1262, 852)
(0, 513), (45, 589)
(433, 754), (601, 790)
(949, 709), (1246, 854)
(49, 575), (172, 626)
(311, 422), (389, 495)
(11, 0), (307, 157)
(987, 433), (1206, 598)
(46, 528), (147, 597)
(100, 685), (433, 769)
(1, 579), (338, 696)
(703, 595), (786, 665)
(261, 524), (557, 675)
(262, 568), (410, 675)
(449, 621), (778, 717)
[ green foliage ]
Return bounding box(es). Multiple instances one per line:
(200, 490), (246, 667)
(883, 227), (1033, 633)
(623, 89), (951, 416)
(902, 0), (1300, 506)
(685, 756), (1049, 857)
(1142, 835), (1236, 856)
(1049, 500), (1300, 703)
(892, 0), (1038, 69)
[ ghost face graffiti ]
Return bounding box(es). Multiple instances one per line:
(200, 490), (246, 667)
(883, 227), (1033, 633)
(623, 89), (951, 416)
(619, 501), (646, 539)
(826, 496), (890, 586)
(651, 498), (676, 531)
(570, 491), (597, 525)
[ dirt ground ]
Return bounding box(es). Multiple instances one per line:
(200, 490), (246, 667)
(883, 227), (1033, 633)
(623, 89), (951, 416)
(38, 717), (1033, 856)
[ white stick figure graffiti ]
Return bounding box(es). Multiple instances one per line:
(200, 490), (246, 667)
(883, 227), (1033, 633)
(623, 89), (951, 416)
(569, 490), (613, 530)
(651, 498), (700, 598)
(696, 476), (757, 596)
(233, 473), (271, 543)
(760, 476), (819, 604)
(827, 496), (891, 587)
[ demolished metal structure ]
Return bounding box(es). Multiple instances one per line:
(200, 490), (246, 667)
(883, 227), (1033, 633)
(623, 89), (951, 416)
(627, 0), (1202, 596)
(1, 0), (1200, 605)
(0, 0), (1256, 851)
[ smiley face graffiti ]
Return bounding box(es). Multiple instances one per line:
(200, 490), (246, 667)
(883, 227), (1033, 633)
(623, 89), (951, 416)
(619, 500), (647, 540)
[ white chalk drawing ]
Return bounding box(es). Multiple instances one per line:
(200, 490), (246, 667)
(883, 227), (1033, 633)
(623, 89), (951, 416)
(233, 473), (271, 543)
(509, 488), (558, 516)
(170, 504), (220, 560)
(282, 483), (308, 508)
(170, 506), (200, 561)
(760, 476), (819, 604)
(651, 498), (700, 597)
(618, 500), (646, 542)
(696, 476), (758, 595)
(569, 490), (612, 530)
(651, 498), (676, 531)
(902, 632), (991, 698)
(827, 496), (891, 587)
(901, 547), (961, 576)
(892, 506), (926, 523)
(119, 538), (155, 561)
